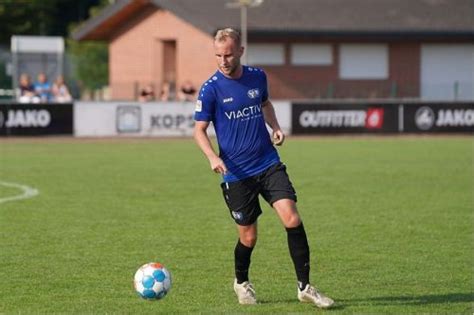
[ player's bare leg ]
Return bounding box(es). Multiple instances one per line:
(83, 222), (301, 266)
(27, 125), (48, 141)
(238, 222), (257, 247)
(273, 199), (334, 308)
(272, 198), (301, 228)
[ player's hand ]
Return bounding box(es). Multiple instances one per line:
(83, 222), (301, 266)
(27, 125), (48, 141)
(273, 130), (285, 146)
(209, 156), (228, 175)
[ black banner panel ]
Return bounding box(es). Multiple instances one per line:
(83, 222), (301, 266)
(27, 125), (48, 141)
(292, 103), (399, 134)
(403, 103), (474, 133)
(0, 104), (73, 136)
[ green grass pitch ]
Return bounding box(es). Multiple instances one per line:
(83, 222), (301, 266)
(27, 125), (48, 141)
(0, 136), (472, 313)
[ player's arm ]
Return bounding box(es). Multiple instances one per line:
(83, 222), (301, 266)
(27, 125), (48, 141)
(261, 99), (285, 146)
(193, 121), (228, 175)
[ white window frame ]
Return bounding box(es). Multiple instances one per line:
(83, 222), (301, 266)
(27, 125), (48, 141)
(291, 44), (332, 65)
(247, 43), (285, 65)
(339, 44), (388, 79)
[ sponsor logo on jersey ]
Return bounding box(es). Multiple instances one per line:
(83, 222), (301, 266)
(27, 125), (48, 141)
(223, 97), (233, 103)
(224, 104), (262, 120)
(247, 88), (260, 99)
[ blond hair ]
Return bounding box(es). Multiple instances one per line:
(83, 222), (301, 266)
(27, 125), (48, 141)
(214, 28), (241, 47)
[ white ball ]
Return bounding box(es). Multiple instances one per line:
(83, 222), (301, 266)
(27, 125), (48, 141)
(133, 262), (172, 300)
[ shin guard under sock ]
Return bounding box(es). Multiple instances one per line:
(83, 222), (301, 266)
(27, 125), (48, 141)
(234, 240), (254, 284)
(286, 223), (310, 290)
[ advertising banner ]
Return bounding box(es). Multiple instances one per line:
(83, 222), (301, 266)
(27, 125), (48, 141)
(0, 103), (73, 136)
(292, 103), (399, 134)
(74, 101), (291, 137)
(403, 102), (474, 133)
(74, 102), (203, 137)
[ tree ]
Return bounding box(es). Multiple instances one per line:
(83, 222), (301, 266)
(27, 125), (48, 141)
(67, 0), (110, 96)
(67, 39), (108, 92)
(0, 0), (100, 46)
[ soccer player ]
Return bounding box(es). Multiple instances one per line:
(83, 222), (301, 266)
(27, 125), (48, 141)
(193, 28), (334, 309)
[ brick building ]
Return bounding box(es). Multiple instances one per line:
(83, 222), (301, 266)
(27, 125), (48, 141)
(72, 0), (474, 101)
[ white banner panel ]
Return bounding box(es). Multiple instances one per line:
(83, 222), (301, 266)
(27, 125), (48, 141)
(74, 102), (117, 136)
(11, 36), (64, 53)
(74, 101), (291, 137)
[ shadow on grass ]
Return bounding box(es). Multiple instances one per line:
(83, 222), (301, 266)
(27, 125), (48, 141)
(258, 299), (345, 310)
(341, 292), (473, 306)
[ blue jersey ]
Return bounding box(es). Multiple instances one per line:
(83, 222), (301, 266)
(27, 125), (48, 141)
(194, 66), (280, 182)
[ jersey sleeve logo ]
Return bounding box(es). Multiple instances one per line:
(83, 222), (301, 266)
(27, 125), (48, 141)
(195, 100), (202, 112)
(247, 88), (260, 99)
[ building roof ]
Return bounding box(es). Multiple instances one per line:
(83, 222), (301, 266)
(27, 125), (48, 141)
(72, 0), (474, 41)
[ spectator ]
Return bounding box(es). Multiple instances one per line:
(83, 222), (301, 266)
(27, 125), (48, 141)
(177, 80), (197, 101)
(18, 73), (40, 103)
(159, 81), (176, 101)
(138, 84), (155, 102)
(34, 72), (52, 103)
(52, 75), (72, 103)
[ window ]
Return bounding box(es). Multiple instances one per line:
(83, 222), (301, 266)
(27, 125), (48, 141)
(247, 43), (285, 65)
(291, 44), (332, 65)
(339, 44), (388, 79)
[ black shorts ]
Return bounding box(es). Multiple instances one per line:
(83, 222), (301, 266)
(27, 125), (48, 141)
(220, 162), (297, 226)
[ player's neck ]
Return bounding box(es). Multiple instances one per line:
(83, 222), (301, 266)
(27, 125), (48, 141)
(221, 65), (243, 80)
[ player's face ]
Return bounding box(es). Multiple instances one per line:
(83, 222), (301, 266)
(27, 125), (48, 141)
(214, 38), (243, 78)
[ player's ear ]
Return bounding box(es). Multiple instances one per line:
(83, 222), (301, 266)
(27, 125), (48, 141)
(239, 46), (245, 57)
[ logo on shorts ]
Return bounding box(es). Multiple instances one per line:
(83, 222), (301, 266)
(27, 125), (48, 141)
(231, 211), (243, 221)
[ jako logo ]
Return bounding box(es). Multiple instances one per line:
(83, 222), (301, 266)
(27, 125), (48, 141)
(1, 109), (51, 128)
(247, 89), (260, 99)
(415, 106), (435, 130)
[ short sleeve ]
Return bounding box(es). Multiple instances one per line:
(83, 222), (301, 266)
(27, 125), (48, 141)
(194, 83), (216, 122)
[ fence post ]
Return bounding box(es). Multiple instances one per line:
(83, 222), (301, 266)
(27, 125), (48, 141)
(390, 81), (397, 98)
(134, 81), (139, 100)
(454, 81), (459, 100)
(326, 83), (334, 98)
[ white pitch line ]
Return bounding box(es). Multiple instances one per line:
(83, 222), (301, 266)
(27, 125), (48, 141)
(0, 181), (39, 204)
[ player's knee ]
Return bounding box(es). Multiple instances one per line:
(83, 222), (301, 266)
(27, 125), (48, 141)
(284, 213), (301, 229)
(240, 234), (257, 247)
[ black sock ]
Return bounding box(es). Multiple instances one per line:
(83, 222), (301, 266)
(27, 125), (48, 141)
(234, 240), (254, 284)
(286, 223), (310, 290)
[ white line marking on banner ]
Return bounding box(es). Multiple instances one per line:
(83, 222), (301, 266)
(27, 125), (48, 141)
(0, 181), (39, 204)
